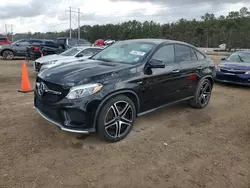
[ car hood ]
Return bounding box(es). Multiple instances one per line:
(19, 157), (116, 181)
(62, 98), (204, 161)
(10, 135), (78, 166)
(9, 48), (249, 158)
(36, 54), (74, 63)
(38, 59), (134, 87)
(218, 61), (250, 71)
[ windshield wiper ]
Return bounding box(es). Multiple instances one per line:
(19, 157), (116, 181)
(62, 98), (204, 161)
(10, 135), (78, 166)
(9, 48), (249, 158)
(238, 55), (244, 62)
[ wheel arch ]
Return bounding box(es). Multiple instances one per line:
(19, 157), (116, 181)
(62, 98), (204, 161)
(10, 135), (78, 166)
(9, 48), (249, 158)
(91, 89), (140, 130)
(201, 75), (214, 86)
(1, 49), (15, 57)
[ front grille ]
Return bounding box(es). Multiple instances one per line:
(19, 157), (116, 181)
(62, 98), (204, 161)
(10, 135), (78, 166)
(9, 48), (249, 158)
(35, 61), (42, 72)
(35, 98), (61, 123)
(220, 69), (246, 74)
(36, 78), (69, 103)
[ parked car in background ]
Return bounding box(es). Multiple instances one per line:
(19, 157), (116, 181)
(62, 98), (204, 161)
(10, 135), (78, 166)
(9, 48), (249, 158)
(34, 46), (103, 72)
(27, 37), (92, 61)
(34, 39), (216, 142)
(27, 40), (61, 60)
(0, 39), (56, 60)
(93, 39), (105, 47)
(57, 37), (91, 50)
(104, 39), (115, 46)
(216, 51), (250, 86)
(0, 36), (12, 46)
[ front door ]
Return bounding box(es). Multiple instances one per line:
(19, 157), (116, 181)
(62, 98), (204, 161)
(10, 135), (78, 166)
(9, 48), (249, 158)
(138, 44), (183, 112)
(15, 39), (31, 56)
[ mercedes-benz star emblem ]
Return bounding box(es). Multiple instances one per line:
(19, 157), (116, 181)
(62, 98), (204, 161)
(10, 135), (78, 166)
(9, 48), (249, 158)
(38, 82), (45, 96)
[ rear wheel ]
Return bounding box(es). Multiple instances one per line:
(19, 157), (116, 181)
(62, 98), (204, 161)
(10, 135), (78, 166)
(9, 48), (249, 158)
(2, 50), (14, 60)
(97, 95), (136, 142)
(188, 79), (212, 109)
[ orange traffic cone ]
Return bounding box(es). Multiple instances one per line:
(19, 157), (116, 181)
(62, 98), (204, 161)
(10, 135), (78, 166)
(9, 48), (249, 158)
(18, 63), (33, 93)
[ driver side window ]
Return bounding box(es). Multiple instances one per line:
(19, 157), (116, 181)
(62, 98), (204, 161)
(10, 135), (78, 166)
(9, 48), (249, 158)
(18, 40), (30, 46)
(151, 45), (175, 64)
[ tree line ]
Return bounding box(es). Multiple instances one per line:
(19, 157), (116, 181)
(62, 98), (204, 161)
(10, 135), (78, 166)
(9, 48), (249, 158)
(10, 7), (250, 48)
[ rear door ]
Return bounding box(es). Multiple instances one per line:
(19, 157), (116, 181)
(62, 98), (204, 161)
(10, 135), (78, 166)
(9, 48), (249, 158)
(139, 44), (183, 112)
(175, 44), (201, 97)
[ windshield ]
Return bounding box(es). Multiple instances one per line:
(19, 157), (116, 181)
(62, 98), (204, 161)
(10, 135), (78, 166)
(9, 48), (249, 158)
(60, 48), (82, 56)
(227, 52), (250, 63)
(91, 41), (155, 64)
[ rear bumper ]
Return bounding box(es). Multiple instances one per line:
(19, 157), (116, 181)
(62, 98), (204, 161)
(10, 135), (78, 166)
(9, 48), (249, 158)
(216, 71), (250, 86)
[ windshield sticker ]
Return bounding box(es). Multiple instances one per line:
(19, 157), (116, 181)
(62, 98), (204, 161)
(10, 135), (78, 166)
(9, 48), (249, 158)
(130, 50), (146, 56)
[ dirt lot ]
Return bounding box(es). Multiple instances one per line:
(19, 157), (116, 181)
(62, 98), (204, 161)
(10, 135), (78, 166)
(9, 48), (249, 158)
(0, 56), (249, 188)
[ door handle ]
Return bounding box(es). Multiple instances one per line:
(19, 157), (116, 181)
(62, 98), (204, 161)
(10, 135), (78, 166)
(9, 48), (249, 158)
(172, 69), (180, 73)
(197, 66), (203, 70)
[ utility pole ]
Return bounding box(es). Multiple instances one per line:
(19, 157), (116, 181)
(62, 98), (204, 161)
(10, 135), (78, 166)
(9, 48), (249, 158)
(5, 24), (7, 37)
(66, 7), (84, 39)
(11, 25), (13, 41)
(78, 8), (80, 40)
(69, 7), (72, 38)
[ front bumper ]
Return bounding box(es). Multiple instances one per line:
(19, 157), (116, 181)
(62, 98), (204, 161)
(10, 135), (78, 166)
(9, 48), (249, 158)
(34, 93), (97, 133)
(216, 71), (250, 86)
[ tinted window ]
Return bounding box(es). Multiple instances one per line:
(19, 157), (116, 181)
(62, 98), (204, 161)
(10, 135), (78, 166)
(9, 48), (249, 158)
(45, 41), (58, 48)
(0, 38), (7, 42)
(151, 45), (175, 64)
(18, 40), (30, 46)
(30, 40), (43, 45)
(61, 47), (81, 56)
(57, 39), (66, 45)
(79, 48), (102, 56)
(190, 48), (198, 60)
(195, 50), (205, 60)
(175, 44), (191, 61)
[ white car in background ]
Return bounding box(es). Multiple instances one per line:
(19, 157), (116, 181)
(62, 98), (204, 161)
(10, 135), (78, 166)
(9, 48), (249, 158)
(34, 46), (103, 72)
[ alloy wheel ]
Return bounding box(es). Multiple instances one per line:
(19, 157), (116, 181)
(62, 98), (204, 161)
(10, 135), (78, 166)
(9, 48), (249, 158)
(199, 81), (211, 106)
(104, 101), (133, 138)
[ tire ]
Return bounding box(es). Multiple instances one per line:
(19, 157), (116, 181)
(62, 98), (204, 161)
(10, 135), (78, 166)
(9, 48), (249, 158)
(97, 95), (136, 142)
(2, 50), (14, 60)
(188, 78), (212, 109)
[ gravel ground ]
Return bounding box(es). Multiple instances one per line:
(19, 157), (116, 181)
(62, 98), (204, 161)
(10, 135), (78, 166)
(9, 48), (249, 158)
(0, 57), (249, 188)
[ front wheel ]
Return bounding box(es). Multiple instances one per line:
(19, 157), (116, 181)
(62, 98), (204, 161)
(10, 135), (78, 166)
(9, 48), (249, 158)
(2, 50), (14, 60)
(188, 79), (212, 109)
(97, 95), (136, 142)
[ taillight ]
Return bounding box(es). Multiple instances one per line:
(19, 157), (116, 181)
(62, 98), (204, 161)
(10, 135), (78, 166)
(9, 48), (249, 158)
(34, 46), (39, 52)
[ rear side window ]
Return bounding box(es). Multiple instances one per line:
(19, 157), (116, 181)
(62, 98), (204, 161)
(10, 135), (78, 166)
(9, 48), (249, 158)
(190, 48), (198, 60)
(195, 50), (205, 60)
(45, 41), (58, 48)
(175, 44), (191, 61)
(30, 40), (43, 45)
(151, 45), (175, 64)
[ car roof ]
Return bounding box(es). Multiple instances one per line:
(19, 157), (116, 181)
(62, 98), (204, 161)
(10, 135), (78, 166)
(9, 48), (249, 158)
(119, 38), (195, 47)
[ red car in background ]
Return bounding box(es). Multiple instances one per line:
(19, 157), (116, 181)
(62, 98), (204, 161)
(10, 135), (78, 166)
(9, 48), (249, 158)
(0, 37), (12, 46)
(93, 39), (105, 47)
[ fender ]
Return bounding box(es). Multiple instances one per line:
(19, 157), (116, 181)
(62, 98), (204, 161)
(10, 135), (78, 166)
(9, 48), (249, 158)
(92, 89), (140, 129)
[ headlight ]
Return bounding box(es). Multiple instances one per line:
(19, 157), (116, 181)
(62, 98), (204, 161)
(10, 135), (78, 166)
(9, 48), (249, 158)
(43, 60), (57, 65)
(66, 83), (103, 99)
(245, 71), (250, 75)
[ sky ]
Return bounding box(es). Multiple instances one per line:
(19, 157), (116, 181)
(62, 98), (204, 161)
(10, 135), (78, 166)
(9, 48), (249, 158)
(0, 0), (249, 34)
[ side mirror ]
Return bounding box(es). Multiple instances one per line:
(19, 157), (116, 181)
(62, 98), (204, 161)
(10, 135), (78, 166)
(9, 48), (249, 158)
(16, 42), (20, 46)
(76, 54), (83, 58)
(148, 59), (165, 69)
(221, 57), (227, 60)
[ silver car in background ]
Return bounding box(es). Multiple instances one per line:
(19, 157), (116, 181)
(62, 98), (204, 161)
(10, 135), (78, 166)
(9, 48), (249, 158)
(34, 46), (103, 72)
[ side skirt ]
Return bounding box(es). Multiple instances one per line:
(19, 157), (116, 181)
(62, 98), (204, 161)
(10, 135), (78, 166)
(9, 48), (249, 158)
(137, 96), (194, 117)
